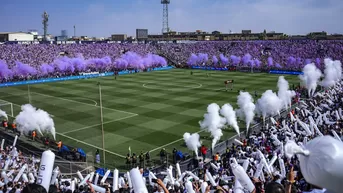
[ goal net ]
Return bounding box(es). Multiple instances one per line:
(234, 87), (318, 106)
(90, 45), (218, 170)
(0, 99), (14, 120)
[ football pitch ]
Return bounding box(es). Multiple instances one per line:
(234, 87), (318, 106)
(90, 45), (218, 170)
(0, 69), (299, 168)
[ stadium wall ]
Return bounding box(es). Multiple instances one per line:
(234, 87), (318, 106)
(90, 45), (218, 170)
(0, 66), (173, 88)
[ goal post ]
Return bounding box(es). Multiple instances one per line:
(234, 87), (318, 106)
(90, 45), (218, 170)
(0, 100), (14, 119)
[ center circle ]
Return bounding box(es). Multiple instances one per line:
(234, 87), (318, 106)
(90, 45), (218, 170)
(142, 82), (202, 90)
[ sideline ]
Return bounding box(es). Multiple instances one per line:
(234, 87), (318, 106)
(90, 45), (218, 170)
(149, 130), (205, 153)
(57, 133), (126, 158)
(62, 114), (137, 134)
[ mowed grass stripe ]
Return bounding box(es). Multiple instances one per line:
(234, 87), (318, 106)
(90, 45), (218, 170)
(0, 69), (300, 168)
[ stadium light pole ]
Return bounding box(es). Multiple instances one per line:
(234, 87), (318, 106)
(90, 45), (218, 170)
(97, 82), (106, 164)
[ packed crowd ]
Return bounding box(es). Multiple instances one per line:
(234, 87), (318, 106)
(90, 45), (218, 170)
(0, 78), (342, 193)
(159, 40), (343, 70)
(0, 41), (342, 193)
(1, 40), (343, 82)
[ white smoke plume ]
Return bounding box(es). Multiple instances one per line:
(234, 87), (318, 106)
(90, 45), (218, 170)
(299, 63), (322, 97)
(256, 90), (283, 122)
(321, 58), (342, 88)
(199, 103), (225, 149)
(0, 109), (8, 119)
(220, 104), (240, 135)
(15, 104), (56, 139)
(183, 132), (201, 157)
(277, 76), (296, 109)
(236, 92), (255, 132)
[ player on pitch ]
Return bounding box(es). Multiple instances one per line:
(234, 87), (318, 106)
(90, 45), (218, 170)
(224, 80), (234, 91)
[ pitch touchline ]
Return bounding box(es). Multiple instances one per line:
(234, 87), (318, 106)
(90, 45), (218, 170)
(149, 130), (205, 153)
(61, 114), (138, 134)
(31, 91), (138, 116)
(149, 129), (242, 153)
(57, 132), (126, 158)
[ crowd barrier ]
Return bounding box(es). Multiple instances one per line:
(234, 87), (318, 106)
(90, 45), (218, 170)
(0, 66), (173, 88)
(190, 66), (268, 73)
(269, 70), (303, 75)
(191, 66), (230, 71)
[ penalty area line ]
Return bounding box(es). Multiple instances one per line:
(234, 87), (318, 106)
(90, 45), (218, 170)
(61, 114), (138, 134)
(57, 132), (126, 158)
(31, 91), (138, 116)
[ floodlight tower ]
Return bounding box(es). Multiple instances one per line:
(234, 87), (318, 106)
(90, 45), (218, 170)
(161, 0), (170, 34)
(42, 11), (49, 41)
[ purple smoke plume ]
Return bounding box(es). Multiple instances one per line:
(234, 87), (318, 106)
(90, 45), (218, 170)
(115, 52), (167, 70)
(40, 64), (55, 75)
(197, 53), (208, 64)
(254, 59), (261, 67)
(13, 61), (37, 76)
(275, 63), (282, 69)
(219, 54), (229, 65)
(70, 57), (87, 71)
(305, 59), (312, 65)
(212, 56), (218, 64)
(188, 54), (198, 66)
(267, 57), (273, 67)
(87, 56), (111, 71)
(54, 57), (75, 73)
(287, 56), (296, 67)
(242, 54), (252, 65)
(0, 60), (13, 79)
(230, 55), (241, 65)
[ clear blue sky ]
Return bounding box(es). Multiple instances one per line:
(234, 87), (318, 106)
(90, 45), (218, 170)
(1, 0), (342, 37)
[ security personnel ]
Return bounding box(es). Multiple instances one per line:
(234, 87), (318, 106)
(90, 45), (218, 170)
(145, 151), (150, 166)
(45, 137), (50, 147)
(125, 154), (131, 169)
(11, 123), (17, 133)
(172, 148), (177, 164)
(32, 130), (36, 141)
(139, 152), (145, 168)
(2, 119), (8, 130)
(226, 146), (230, 154)
(214, 152), (220, 162)
(57, 140), (62, 150)
(160, 148), (166, 164)
(132, 153), (137, 167)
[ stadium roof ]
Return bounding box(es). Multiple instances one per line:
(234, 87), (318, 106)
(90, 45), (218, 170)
(0, 32), (31, 35)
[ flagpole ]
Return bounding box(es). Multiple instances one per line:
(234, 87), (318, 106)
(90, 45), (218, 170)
(98, 82), (106, 164)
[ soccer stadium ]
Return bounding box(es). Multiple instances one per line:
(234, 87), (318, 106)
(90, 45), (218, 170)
(1, 1), (343, 193)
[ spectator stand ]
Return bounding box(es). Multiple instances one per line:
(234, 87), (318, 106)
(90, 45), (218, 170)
(0, 127), (92, 176)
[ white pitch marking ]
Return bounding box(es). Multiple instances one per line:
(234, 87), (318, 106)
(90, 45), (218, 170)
(57, 132), (126, 158)
(31, 91), (138, 116)
(149, 129), (244, 153)
(6, 101), (127, 158)
(149, 130), (205, 153)
(66, 97), (98, 106)
(61, 114), (137, 134)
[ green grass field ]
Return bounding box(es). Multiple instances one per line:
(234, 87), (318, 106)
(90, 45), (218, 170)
(0, 69), (299, 169)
